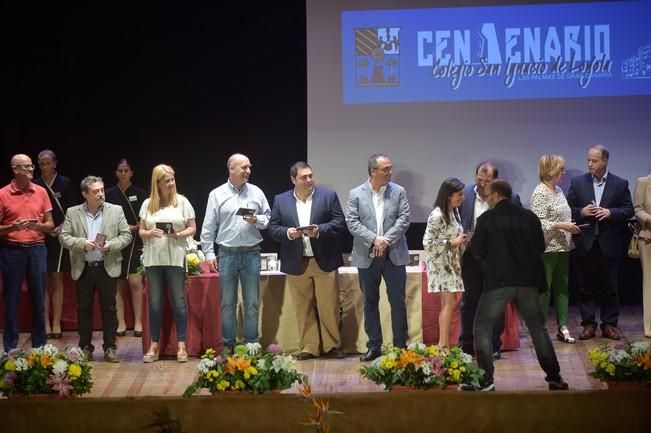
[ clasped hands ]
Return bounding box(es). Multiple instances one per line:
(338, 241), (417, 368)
(83, 239), (110, 252)
(372, 235), (392, 257)
(581, 203), (611, 221)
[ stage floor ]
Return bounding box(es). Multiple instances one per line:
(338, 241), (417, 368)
(2, 306), (647, 397)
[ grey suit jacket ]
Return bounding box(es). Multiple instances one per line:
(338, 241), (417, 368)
(345, 181), (410, 268)
(59, 202), (132, 280)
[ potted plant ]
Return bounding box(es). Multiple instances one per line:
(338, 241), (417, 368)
(0, 344), (93, 398)
(360, 343), (483, 391)
(183, 343), (308, 396)
(587, 341), (651, 389)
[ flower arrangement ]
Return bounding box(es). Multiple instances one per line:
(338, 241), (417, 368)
(183, 343), (308, 397)
(360, 343), (484, 391)
(587, 341), (651, 384)
(185, 237), (205, 276)
(0, 345), (93, 397)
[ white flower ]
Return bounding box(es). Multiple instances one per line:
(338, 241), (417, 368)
(40, 344), (59, 357)
(407, 342), (426, 352)
(245, 342), (262, 356)
(197, 358), (216, 374)
(256, 359), (267, 370)
(15, 358), (29, 372)
(271, 354), (296, 373)
(608, 349), (631, 363)
(460, 352), (473, 364)
(630, 342), (651, 356)
(52, 359), (68, 375)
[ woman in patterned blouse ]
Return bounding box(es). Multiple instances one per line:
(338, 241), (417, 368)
(530, 155), (581, 343)
(423, 177), (468, 349)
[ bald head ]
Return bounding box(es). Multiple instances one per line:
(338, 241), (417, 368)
(10, 154), (30, 167)
(227, 153), (252, 188)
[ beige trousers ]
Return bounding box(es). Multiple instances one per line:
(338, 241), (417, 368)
(286, 257), (341, 355)
(640, 238), (651, 335)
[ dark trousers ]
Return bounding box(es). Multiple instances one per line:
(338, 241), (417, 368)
(459, 253), (504, 354)
(0, 243), (47, 352)
(358, 257), (408, 351)
(76, 263), (118, 352)
(576, 239), (621, 329)
(475, 286), (561, 386)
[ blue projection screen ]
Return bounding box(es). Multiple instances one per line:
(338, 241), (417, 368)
(307, 0), (651, 223)
(342, 1), (651, 103)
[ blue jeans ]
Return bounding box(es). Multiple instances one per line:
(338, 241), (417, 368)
(218, 247), (261, 345)
(1, 243), (47, 352)
(145, 266), (187, 342)
(474, 286), (561, 386)
(358, 257), (408, 351)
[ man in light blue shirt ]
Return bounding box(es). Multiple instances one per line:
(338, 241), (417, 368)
(201, 153), (270, 349)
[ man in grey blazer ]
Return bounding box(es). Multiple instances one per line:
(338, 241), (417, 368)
(345, 154), (410, 361)
(60, 176), (132, 362)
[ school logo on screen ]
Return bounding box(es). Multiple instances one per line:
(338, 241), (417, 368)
(354, 27), (400, 87)
(622, 44), (651, 79)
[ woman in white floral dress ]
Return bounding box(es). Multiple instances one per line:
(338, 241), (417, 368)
(530, 155), (581, 343)
(423, 178), (468, 349)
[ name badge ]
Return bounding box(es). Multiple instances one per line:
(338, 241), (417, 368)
(129, 195), (137, 202)
(54, 192), (62, 198)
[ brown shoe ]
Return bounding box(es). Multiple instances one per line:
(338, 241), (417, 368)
(578, 325), (596, 340)
(104, 348), (120, 363)
(602, 325), (623, 340)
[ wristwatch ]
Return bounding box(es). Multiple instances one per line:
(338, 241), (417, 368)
(444, 240), (451, 249)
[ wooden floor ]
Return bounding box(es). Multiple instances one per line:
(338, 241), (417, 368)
(3, 306), (647, 397)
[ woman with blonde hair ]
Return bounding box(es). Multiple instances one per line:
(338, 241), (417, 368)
(139, 164), (196, 362)
(530, 154), (581, 343)
(423, 177), (468, 350)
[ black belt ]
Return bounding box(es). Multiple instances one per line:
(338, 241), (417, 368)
(2, 240), (45, 248)
(86, 261), (104, 268)
(218, 245), (261, 252)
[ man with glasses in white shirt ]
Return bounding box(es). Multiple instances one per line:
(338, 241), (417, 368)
(345, 153), (410, 362)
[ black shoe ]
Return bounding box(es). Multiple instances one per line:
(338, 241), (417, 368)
(493, 350), (501, 360)
(296, 352), (318, 361)
(547, 378), (569, 391)
(325, 348), (346, 359)
(133, 330), (143, 338)
(359, 349), (381, 362)
(116, 330), (127, 337)
(459, 382), (495, 392)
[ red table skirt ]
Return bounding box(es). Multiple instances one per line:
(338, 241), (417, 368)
(421, 270), (520, 351)
(0, 272), (135, 332)
(141, 273), (223, 357)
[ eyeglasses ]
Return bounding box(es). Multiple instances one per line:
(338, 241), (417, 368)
(373, 166), (393, 174)
(13, 164), (35, 170)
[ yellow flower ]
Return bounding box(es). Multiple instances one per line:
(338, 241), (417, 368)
(68, 364), (82, 378)
(186, 253), (200, 267)
(450, 360), (459, 369)
(234, 380), (245, 390)
(202, 348), (216, 359)
(217, 380), (230, 391)
(247, 366), (258, 376)
(379, 357), (396, 370)
(4, 360), (16, 372)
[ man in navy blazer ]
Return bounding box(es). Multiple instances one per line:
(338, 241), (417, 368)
(566, 145), (633, 340)
(269, 162), (347, 360)
(345, 154), (410, 362)
(458, 162), (521, 358)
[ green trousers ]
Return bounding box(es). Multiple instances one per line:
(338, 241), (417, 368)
(541, 251), (570, 328)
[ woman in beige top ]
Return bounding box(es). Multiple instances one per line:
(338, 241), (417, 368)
(530, 155), (581, 343)
(634, 174), (651, 338)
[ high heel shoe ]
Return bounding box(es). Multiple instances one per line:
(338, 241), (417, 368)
(556, 326), (576, 344)
(143, 347), (159, 363)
